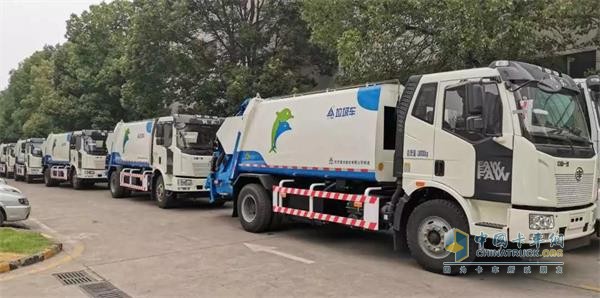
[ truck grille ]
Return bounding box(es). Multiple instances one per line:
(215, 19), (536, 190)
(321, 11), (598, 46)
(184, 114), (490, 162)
(192, 162), (210, 177)
(94, 160), (105, 169)
(555, 173), (593, 207)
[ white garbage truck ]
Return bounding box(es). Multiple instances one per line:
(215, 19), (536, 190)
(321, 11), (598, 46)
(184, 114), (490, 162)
(0, 143), (16, 178)
(42, 130), (109, 189)
(14, 138), (45, 183)
(575, 75), (600, 235)
(208, 61), (597, 273)
(107, 114), (224, 208)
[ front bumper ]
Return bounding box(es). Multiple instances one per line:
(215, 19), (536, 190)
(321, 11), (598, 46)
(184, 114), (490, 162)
(77, 169), (107, 180)
(167, 177), (209, 193)
(27, 167), (43, 176)
(5, 205), (31, 221)
(509, 204), (596, 243)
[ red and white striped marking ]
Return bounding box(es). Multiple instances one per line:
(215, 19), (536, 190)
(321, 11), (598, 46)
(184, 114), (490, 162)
(273, 186), (377, 204)
(273, 206), (378, 230)
(120, 171), (149, 191)
(239, 163), (371, 173)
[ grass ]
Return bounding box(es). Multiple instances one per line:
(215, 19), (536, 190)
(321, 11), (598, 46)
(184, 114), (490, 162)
(0, 228), (53, 255)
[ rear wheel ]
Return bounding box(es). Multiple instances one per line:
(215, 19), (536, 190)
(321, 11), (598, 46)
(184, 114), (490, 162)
(155, 175), (176, 209)
(0, 209), (4, 226)
(406, 199), (475, 274)
(109, 170), (130, 198)
(238, 184), (272, 233)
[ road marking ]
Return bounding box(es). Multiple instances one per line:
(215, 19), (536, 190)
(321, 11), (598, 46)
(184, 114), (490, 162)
(578, 284), (600, 293)
(244, 243), (314, 264)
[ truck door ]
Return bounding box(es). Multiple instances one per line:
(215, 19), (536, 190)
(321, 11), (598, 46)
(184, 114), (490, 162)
(433, 80), (513, 202)
(153, 122), (172, 173)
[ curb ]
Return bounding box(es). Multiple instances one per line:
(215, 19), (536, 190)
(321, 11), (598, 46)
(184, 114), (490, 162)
(0, 242), (62, 274)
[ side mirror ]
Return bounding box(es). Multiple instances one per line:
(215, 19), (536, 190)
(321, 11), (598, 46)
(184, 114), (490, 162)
(466, 115), (484, 132)
(156, 137), (164, 146)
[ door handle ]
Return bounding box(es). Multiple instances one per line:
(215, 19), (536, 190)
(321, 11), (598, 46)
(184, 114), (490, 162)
(434, 160), (445, 176)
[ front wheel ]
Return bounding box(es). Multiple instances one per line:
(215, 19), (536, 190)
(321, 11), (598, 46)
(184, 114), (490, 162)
(44, 168), (58, 187)
(71, 168), (83, 189)
(237, 184), (272, 233)
(25, 170), (33, 183)
(406, 199), (476, 274)
(155, 175), (176, 209)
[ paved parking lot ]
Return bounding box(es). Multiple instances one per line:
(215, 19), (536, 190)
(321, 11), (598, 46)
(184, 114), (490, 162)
(0, 180), (599, 297)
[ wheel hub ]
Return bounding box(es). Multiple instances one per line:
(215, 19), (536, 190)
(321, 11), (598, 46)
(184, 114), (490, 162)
(418, 216), (452, 259)
(241, 195), (257, 222)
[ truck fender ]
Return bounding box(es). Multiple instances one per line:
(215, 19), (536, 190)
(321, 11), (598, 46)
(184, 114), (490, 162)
(392, 181), (476, 250)
(107, 165), (124, 178)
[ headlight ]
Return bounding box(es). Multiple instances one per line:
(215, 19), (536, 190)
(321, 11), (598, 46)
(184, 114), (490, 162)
(18, 198), (29, 205)
(177, 179), (193, 186)
(529, 214), (555, 230)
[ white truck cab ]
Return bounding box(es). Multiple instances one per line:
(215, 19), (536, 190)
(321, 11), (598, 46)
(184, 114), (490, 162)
(14, 138), (45, 183)
(0, 143), (16, 178)
(42, 130), (109, 189)
(107, 114), (223, 208)
(575, 75), (600, 234)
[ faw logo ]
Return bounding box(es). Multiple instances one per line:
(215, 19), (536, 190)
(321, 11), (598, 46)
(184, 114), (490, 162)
(477, 161), (511, 182)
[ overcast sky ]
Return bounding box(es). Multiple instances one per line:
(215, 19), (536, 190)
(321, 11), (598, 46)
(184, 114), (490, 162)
(0, 0), (105, 89)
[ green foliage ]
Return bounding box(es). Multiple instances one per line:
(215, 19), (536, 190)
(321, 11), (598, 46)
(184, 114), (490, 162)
(301, 0), (599, 84)
(0, 228), (53, 255)
(0, 0), (596, 142)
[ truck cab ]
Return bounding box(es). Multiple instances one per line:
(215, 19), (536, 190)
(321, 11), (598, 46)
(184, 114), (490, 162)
(15, 138), (45, 183)
(0, 143), (15, 177)
(107, 114), (223, 208)
(43, 130), (109, 189)
(575, 75), (600, 234)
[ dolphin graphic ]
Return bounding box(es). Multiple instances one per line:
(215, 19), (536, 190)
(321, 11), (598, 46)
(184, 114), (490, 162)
(270, 108), (294, 153)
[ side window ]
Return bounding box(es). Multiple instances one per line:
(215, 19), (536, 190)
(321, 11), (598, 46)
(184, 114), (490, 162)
(443, 83), (502, 142)
(383, 106), (396, 150)
(163, 123), (173, 147)
(411, 83), (438, 124)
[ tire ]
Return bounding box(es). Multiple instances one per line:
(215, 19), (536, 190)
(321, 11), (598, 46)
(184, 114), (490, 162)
(406, 199), (476, 274)
(44, 168), (59, 187)
(237, 184), (272, 233)
(71, 168), (83, 189)
(155, 175), (176, 209)
(109, 170), (129, 198)
(0, 209), (4, 226)
(25, 171), (33, 183)
(14, 167), (20, 181)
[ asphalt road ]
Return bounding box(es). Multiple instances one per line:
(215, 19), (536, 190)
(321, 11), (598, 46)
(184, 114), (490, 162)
(0, 180), (599, 297)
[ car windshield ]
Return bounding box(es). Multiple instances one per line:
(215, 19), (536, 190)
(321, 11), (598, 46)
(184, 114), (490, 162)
(83, 135), (107, 156)
(514, 85), (591, 147)
(30, 142), (43, 157)
(176, 123), (219, 154)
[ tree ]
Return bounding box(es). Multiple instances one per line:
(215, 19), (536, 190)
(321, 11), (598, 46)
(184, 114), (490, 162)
(122, 0), (220, 118)
(54, 0), (133, 129)
(301, 0), (599, 84)
(190, 0), (334, 113)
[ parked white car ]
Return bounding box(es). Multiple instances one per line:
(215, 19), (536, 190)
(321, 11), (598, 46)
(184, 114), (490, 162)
(0, 178), (30, 225)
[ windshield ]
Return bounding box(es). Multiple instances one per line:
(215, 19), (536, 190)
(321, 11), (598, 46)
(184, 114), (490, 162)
(30, 142), (43, 157)
(514, 85), (591, 147)
(83, 135), (107, 156)
(176, 123), (219, 155)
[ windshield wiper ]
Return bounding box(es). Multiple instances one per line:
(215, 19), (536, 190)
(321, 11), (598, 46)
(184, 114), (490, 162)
(508, 80), (536, 92)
